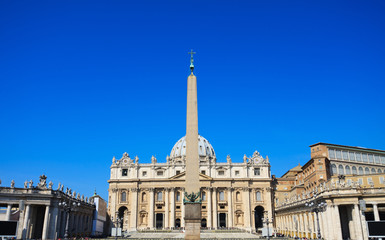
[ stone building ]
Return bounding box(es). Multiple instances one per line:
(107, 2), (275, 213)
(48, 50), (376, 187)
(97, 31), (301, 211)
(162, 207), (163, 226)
(0, 175), (96, 239)
(274, 143), (385, 239)
(108, 137), (273, 232)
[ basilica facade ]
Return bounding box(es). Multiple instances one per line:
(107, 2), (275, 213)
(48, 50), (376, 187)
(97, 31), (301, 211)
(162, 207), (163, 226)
(107, 135), (273, 232)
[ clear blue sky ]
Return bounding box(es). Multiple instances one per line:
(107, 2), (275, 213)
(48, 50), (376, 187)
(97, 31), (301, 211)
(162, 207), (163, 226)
(1, 1), (384, 200)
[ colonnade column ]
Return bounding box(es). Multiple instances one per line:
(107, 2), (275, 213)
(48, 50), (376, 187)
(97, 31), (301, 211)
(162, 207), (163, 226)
(207, 187), (212, 228)
(227, 187), (233, 228)
(165, 188), (169, 228)
(130, 188), (138, 230)
(243, 188), (250, 231)
(353, 204), (363, 239)
(149, 188), (155, 229)
(373, 203), (380, 221)
(212, 188), (217, 229)
(5, 204), (12, 220)
(181, 190), (185, 227)
(42, 205), (50, 239)
(22, 204), (31, 239)
(333, 205), (342, 240)
(170, 188), (175, 228)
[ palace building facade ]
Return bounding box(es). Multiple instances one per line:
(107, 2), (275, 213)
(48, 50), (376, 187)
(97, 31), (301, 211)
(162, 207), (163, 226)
(274, 143), (385, 240)
(107, 135), (273, 232)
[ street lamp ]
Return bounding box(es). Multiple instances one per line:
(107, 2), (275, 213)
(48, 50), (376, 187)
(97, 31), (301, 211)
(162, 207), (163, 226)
(305, 195), (327, 240)
(111, 211), (123, 240)
(59, 199), (81, 240)
(262, 212), (273, 240)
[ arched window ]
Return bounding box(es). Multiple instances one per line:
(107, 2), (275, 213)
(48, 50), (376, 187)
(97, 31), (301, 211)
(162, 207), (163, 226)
(331, 164), (337, 175)
(219, 191), (225, 201)
(338, 165), (344, 175)
(378, 169), (383, 173)
(236, 191), (241, 201)
(352, 166), (357, 175)
(256, 191), (262, 201)
(365, 167), (370, 175)
(358, 167), (364, 175)
(121, 192), (126, 202)
(371, 168), (376, 174)
(176, 191), (181, 201)
(157, 191), (163, 201)
(345, 166), (351, 175)
(142, 192), (147, 202)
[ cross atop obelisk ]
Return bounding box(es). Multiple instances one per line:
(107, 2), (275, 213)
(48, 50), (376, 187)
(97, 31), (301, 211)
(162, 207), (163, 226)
(184, 50), (201, 240)
(188, 49), (196, 73)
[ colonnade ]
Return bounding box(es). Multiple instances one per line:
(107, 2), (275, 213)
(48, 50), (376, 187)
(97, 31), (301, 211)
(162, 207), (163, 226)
(275, 202), (384, 240)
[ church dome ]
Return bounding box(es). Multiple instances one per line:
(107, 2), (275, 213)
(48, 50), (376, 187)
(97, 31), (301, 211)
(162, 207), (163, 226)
(170, 135), (216, 159)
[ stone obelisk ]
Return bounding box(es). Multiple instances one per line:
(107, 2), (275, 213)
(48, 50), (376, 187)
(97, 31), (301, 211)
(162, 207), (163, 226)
(184, 50), (201, 240)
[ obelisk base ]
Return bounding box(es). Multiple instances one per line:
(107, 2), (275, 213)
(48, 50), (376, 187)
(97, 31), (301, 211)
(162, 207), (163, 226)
(184, 203), (201, 240)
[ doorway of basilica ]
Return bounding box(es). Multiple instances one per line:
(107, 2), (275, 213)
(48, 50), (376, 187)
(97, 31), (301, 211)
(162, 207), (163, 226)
(156, 213), (163, 229)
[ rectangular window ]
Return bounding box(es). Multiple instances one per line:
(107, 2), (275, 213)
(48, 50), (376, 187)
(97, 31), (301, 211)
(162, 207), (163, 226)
(349, 152), (355, 161)
(367, 177), (373, 184)
(374, 155), (381, 164)
(235, 170), (240, 176)
(157, 192), (163, 201)
(381, 156), (385, 164)
(342, 151), (349, 160)
(157, 171), (163, 176)
(336, 150), (342, 159)
(358, 178), (363, 185)
(202, 205), (206, 209)
(347, 179), (352, 185)
(328, 149), (335, 159)
(219, 191), (225, 201)
(362, 154), (368, 162)
(176, 170), (180, 175)
(176, 192), (180, 201)
(176, 206), (180, 209)
(380, 177), (384, 184)
(218, 171), (224, 176)
(254, 168), (261, 176)
(368, 154), (374, 163)
(201, 170), (206, 175)
(355, 152), (362, 162)
(202, 192), (206, 201)
(142, 171), (147, 177)
(122, 169), (128, 176)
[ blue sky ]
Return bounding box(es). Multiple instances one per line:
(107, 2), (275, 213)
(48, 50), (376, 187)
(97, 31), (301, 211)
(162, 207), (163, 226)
(1, 1), (384, 200)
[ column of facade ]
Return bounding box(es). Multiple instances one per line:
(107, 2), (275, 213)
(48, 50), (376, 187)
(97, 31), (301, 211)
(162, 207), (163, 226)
(299, 213), (303, 237)
(170, 188), (175, 228)
(243, 188), (251, 231)
(130, 188), (138, 230)
(42, 205), (50, 240)
(303, 212), (309, 238)
(207, 187), (212, 228)
(332, 205), (342, 240)
(22, 204), (31, 239)
(212, 188), (217, 229)
(227, 187), (233, 228)
(373, 203), (380, 221)
(165, 188), (169, 228)
(181, 190), (185, 227)
(5, 204), (12, 220)
(359, 205), (369, 240)
(307, 212), (313, 238)
(352, 204), (364, 239)
(149, 188), (155, 229)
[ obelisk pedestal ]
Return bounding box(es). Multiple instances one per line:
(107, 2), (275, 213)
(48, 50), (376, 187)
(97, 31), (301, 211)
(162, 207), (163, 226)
(184, 50), (201, 240)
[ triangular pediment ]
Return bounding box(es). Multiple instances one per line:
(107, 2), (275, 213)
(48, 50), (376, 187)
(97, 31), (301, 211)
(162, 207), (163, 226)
(169, 171), (213, 180)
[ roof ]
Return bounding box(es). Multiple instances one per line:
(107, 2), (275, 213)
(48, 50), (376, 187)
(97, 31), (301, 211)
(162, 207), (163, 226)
(309, 142), (385, 154)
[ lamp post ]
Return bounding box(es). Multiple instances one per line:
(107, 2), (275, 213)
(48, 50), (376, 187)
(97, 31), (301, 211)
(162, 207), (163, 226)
(59, 199), (80, 240)
(262, 212), (273, 240)
(305, 195), (327, 240)
(111, 211), (123, 240)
